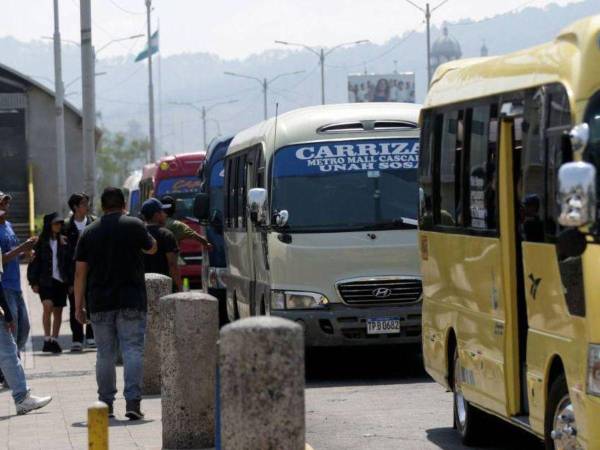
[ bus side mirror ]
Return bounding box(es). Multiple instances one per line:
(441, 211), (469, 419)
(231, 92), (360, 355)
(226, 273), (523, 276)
(248, 188), (267, 224)
(194, 193), (210, 221)
(557, 161), (596, 228)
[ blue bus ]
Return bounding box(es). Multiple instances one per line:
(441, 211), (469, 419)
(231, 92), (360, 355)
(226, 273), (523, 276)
(197, 135), (233, 325)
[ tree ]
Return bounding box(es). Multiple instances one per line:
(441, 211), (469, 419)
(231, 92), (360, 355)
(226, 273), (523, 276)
(96, 130), (148, 192)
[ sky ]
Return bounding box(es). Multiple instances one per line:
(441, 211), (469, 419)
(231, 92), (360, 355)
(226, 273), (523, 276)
(3, 0), (583, 59)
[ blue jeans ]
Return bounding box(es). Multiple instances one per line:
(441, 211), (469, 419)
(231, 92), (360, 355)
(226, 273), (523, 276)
(3, 289), (30, 351)
(0, 317), (28, 404)
(90, 309), (146, 404)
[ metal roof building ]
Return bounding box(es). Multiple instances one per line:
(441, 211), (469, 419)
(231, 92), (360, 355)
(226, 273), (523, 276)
(0, 62), (98, 239)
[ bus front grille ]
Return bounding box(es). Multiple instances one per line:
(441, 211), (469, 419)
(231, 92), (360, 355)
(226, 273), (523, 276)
(336, 278), (422, 305)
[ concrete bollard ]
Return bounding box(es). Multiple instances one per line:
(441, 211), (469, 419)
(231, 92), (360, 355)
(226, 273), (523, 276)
(142, 273), (172, 396)
(220, 316), (305, 450)
(161, 292), (219, 450)
(88, 401), (108, 450)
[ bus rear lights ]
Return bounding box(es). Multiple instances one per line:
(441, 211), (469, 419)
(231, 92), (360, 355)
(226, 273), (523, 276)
(587, 344), (600, 396)
(270, 290), (328, 310)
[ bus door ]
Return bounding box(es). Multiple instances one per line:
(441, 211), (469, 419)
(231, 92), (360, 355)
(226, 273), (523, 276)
(245, 146), (268, 315)
(504, 86), (579, 430)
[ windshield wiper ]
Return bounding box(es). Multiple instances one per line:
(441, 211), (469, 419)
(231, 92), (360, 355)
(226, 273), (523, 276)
(373, 217), (418, 230)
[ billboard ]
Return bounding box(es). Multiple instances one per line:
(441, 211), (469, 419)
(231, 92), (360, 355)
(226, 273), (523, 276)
(348, 73), (415, 103)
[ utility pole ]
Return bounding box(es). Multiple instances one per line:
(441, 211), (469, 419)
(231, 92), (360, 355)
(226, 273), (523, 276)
(145, 0), (156, 162)
(275, 40), (369, 105)
(224, 70), (304, 119)
(426, 3), (431, 85)
(169, 100), (238, 149)
(404, 0), (449, 86)
(53, 0), (67, 217)
(319, 49), (325, 105)
(201, 106), (207, 150)
(80, 0), (96, 200)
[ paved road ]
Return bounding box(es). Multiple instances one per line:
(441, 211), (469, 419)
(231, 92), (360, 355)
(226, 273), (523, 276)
(305, 346), (544, 450)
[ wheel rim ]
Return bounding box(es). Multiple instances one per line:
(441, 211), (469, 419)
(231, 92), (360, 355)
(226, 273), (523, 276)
(551, 394), (581, 450)
(454, 354), (467, 430)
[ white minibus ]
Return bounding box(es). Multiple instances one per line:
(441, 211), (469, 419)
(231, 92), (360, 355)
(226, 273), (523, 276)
(223, 103), (422, 346)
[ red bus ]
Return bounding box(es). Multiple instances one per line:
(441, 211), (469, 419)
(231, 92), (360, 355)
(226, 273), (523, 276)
(140, 152), (206, 286)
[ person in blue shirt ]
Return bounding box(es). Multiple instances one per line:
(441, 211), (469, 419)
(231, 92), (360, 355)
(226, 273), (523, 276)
(0, 192), (37, 351)
(0, 227), (53, 415)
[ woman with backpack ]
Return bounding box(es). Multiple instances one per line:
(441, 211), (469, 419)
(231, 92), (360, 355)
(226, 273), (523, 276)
(27, 212), (69, 353)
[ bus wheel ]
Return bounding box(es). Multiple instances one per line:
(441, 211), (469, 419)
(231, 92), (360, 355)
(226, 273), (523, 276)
(546, 375), (580, 450)
(453, 348), (484, 445)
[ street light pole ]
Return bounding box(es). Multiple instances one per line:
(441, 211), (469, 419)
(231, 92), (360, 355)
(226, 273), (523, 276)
(404, 0), (449, 86)
(80, 0), (96, 200)
(52, 0), (67, 217)
(224, 70), (304, 119)
(275, 40), (369, 105)
(145, 0), (156, 163)
(169, 100), (238, 149)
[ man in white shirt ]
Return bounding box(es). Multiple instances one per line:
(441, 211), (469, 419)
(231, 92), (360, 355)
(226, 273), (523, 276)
(64, 193), (95, 351)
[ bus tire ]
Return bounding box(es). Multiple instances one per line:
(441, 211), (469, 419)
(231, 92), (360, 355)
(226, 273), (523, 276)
(545, 374), (578, 450)
(452, 347), (485, 446)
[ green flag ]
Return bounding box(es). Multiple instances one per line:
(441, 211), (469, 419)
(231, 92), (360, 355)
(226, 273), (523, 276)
(135, 30), (159, 62)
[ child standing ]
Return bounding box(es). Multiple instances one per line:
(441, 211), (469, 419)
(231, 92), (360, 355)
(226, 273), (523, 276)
(27, 212), (69, 353)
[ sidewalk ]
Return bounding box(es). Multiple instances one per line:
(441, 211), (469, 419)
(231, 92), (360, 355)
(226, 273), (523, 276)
(1, 267), (162, 450)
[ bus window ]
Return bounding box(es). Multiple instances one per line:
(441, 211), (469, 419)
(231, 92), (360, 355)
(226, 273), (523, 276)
(520, 89), (545, 243)
(546, 84), (572, 237)
(418, 112), (434, 229)
(467, 104), (498, 231)
(237, 155), (247, 228)
(437, 110), (460, 226)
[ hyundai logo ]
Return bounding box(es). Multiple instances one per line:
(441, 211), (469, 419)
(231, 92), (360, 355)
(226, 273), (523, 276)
(372, 287), (393, 298)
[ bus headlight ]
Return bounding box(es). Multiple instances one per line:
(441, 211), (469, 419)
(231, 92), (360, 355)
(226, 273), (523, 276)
(588, 344), (600, 396)
(270, 290), (329, 310)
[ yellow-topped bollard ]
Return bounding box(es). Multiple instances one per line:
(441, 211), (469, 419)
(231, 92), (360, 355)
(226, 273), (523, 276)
(88, 401), (109, 450)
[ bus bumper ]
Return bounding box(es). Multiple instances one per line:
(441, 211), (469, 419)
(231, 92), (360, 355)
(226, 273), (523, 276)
(271, 303), (421, 347)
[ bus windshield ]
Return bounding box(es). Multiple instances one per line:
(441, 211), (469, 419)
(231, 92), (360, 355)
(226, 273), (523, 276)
(156, 176), (202, 220)
(272, 138), (419, 232)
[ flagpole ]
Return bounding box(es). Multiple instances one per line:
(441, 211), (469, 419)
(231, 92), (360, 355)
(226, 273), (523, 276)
(145, 0), (156, 163)
(157, 21), (163, 157)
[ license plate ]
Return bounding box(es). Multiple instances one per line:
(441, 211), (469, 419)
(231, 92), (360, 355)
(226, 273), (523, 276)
(366, 318), (401, 334)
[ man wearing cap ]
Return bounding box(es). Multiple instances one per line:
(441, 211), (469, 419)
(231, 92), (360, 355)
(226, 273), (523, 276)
(140, 198), (182, 292)
(159, 195), (211, 250)
(74, 187), (157, 420)
(0, 192), (36, 351)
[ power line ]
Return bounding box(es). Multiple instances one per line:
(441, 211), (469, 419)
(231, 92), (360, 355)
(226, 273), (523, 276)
(326, 26), (421, 70)
(108, 0), (146, 15)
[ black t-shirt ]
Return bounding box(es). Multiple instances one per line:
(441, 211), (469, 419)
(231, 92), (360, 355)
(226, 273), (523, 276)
(75, 212), (154, 313)
(144, 225), (178, 277)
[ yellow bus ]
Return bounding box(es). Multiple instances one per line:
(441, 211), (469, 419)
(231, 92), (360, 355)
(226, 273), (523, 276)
(418, 15), (600, 450)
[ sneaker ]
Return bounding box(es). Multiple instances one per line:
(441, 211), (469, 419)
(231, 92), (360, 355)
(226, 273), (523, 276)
(85, 338), (96, 349)
(125, 400), (144, 420)
(70, 342), (83, 352)
(50, 340), (62, 354)
(16, 393), (52, 415)
(42, 340), (52, 353)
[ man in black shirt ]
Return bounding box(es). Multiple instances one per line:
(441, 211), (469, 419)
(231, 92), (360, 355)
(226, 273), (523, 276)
(140, 198), (182, 292)
(74, 187), (157, 420)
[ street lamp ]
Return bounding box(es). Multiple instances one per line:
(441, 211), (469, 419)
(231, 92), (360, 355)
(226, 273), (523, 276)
(403, 0), (449, 85)
(95, 34), (144, 57)
(275, 39), (369, 104)
(169, 100), (238, 149)
(224, 70), (304, 119)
